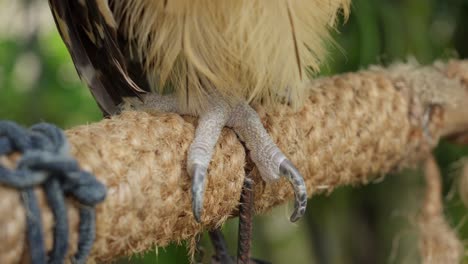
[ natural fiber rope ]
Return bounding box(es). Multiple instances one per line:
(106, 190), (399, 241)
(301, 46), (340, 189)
(0, 122), (106, 264)
(419, 155), (463, 264)
(1, 60), (468, 263)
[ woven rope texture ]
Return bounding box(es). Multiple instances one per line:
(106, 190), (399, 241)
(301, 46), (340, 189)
(1, 60), (467, 263)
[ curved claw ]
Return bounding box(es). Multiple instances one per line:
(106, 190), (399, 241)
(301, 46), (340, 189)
(191, 164), (208, 222)
(279, 160), (307, 222)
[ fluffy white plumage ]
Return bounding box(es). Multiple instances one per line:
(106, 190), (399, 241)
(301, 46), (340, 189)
(112, 0), (350, 114)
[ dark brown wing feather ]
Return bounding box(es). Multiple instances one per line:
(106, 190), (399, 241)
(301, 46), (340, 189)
(48, 0), (148, 116)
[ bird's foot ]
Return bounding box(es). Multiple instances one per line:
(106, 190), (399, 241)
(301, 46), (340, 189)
(121, 93), (307, 222)
(190, 99), (307, 222)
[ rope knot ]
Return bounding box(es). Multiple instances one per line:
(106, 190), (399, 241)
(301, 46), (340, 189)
(0, 121), (106, 264)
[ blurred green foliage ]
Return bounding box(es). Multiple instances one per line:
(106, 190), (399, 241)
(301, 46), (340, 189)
(0, 0), (467, 263)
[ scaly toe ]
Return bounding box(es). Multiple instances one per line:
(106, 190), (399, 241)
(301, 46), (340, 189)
(187, 100), (230, 222)
(280, 160), (307, 222)
(191, 164), (208, 222)
(228, 102), (308, 222)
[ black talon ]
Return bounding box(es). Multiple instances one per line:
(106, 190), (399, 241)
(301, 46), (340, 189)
(191, 164), (208, 222)
(279, 159), (308, 222)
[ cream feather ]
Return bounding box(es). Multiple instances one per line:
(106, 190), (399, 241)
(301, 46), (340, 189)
(112, 0), (350, 114)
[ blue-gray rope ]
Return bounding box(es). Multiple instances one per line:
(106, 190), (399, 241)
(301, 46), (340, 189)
(0, 121), (107, 264)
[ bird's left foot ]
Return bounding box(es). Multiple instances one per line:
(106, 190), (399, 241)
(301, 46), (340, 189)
(122, 94), (307, 222)
(189, 99), (307, 222)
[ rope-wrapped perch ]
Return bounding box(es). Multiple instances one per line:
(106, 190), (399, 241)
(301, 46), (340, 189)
(1, 60), (468, 263)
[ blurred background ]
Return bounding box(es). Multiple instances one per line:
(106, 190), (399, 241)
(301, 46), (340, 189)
(0, 0), (467, 263)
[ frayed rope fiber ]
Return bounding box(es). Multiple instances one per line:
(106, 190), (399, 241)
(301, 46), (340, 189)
(1, 60), (468, 263)
(0, 121), (106, 264)
(419, 156), (463, 264)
